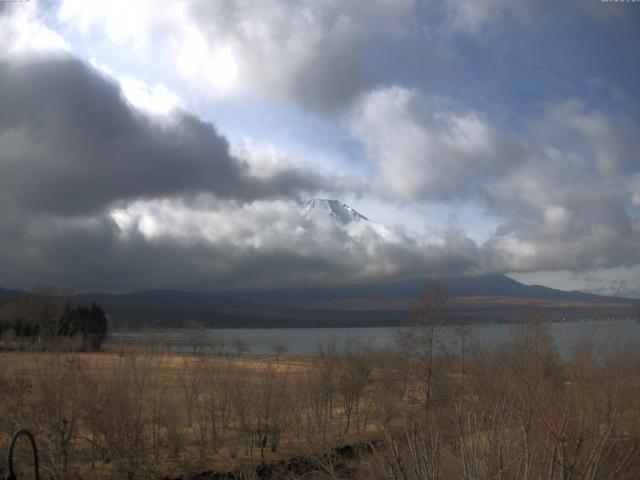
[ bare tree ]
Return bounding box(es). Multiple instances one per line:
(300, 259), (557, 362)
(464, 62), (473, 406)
(161, 398), (185, 460)
(396, 283), (448, 417)
(178, 357), (201, 428)
(210, 329), (225, 355)
(197, 357), (235, 453)
(272, 343), (288, 358)
(336, 338), (372, 434)
(253, 366), (291, 462)
(32, 354), (86, 479)
(317, 337), (339, 424)
(232, 338), (250, 357)
(183, 319), (208, 355)
(371, 346), (407, 429)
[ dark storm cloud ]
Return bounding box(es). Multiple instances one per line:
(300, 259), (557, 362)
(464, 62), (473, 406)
(0, 55), (338, 216)
(0, 200), (489, 292)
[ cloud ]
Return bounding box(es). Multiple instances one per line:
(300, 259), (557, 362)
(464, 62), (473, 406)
(56, 0), (415, 110)
(486, 103), (640, 273)
(512, 266), (640, 299)
(1, 1), (639, 294)
(0, 1), (70, 57)
(348, 86), (514, 201)
(3, 55), (633, 291)
(487, 158), (640, 272)
(0, 55), (346, 216)
(0, 195), (488, 292)
(0, 52), (487, 291)
(51, 0), (547, 110)
(436, 0), (540, 35)
(347, 86), (640, 275)
(530, 99), (640, 175)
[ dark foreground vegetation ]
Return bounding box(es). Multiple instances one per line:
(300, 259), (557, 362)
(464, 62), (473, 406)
(0, 288), (108, 351)
(1, 287), (640, 479)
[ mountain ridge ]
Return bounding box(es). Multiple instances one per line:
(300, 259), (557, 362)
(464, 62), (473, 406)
(1, 274), (637, 329)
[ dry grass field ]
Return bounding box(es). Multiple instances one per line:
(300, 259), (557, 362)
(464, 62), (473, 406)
(0, 346), (388, 479)
(2, 317), (640, 479)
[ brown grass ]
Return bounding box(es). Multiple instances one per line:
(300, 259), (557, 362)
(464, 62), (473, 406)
(2, 319), (640, 479)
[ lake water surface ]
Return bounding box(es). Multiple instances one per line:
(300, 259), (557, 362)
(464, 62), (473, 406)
(108, 318), (640, 355)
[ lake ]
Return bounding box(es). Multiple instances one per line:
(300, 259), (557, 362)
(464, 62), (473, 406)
(107, 318), (640, 356)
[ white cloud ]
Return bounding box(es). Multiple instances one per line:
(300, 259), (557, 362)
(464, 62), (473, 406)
(175, 26), (239, 93)
(55, 0), (414, 107)
(58, 0), (160, 50)
(347, 85), (640, 276)
(232, 138), (308, 180)
(512, 266), (640, 299)
(543, 205), (571, 234)
(532, 99), (640, 175)
(630, 174), (640, 207)
(0, 2), (70, 57)
(120, 77), (182, 117)
(105, 195), (486, 287)
(88, 57), (184, 119)
(486, 143), (640, 273)
(441, 0), (538, 34)
(348, 86), (503, 201)
(59, 0), (241, 95)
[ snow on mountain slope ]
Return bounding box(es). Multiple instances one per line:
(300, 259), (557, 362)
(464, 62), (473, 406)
(301, 198), (398, 244)
(302, 198), (369, 224)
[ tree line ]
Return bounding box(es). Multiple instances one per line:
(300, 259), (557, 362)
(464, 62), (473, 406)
(0, 288), (108, 351)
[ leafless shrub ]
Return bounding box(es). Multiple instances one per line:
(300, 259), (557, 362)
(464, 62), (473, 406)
(30, 355), (86, 479)
(2, 302), (640, 480)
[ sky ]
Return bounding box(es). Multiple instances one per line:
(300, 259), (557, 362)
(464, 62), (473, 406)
(0, 0), (639, 296)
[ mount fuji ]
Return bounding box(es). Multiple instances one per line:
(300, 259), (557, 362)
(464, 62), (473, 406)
(302, 199), (369, 224)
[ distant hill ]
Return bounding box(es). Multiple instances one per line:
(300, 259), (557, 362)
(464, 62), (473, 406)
(222, 274), (613, 304)
(63, 275), (640, 328)
(2, 275), (637, 329)
(0, 287), (28, 302)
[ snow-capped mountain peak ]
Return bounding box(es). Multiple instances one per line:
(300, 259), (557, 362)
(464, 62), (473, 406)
(302, 199), (368, 225)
